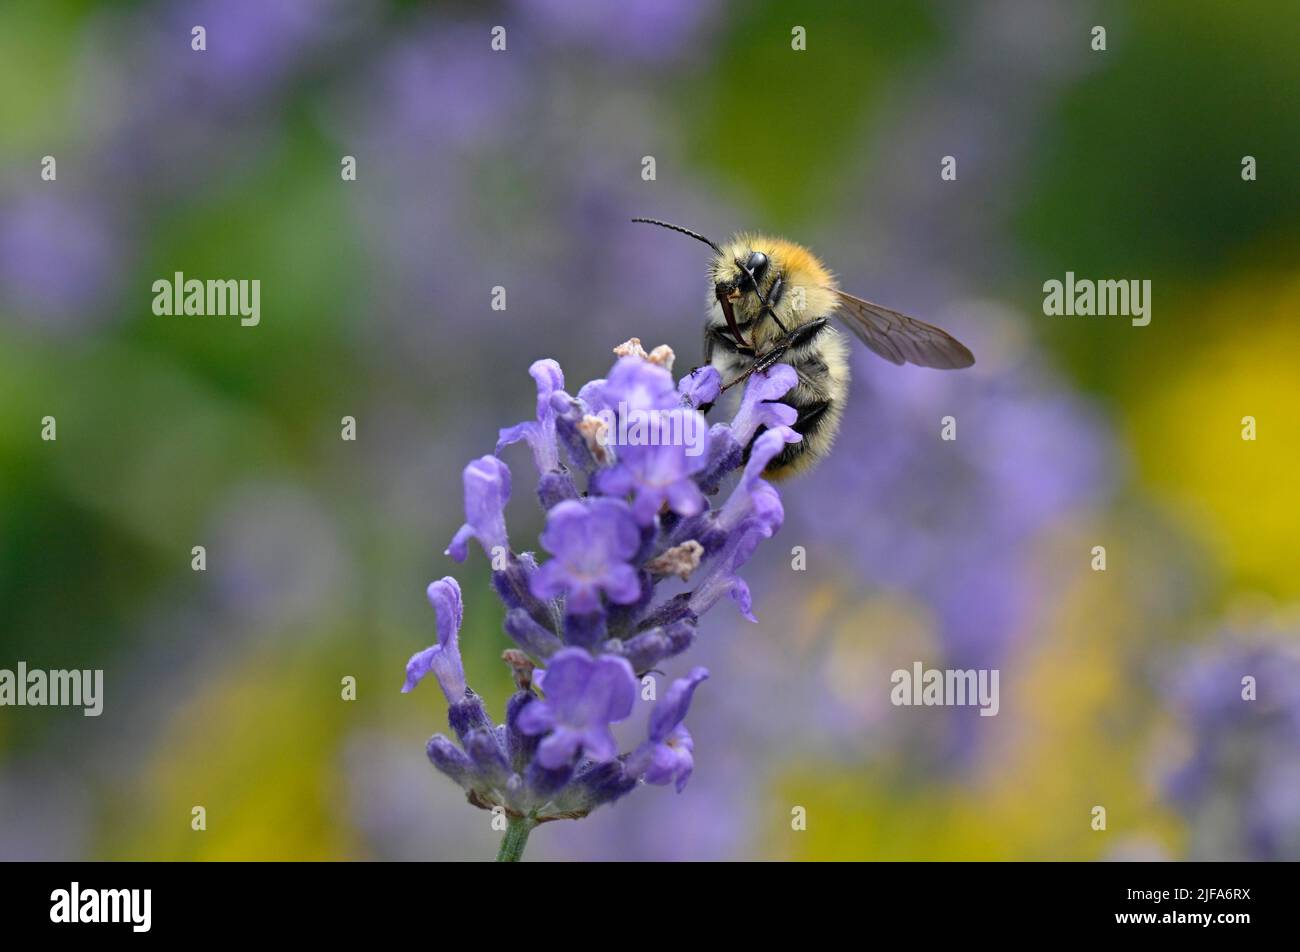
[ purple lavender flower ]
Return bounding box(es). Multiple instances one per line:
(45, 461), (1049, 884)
(402, 578), (467, 704)
(688, 528), (762, 623)
(585, 356), (711, 522)
(404, 341), (797, 859)
(717, 428), (794, 538)
(445, 456), (511, 563)
(602, 354), (680, 414)
(594, 360), (710, 523)
(530, 498), (642, 613)
(728, 363), (799, 446)
(517, 648), (637, 768)
(596, 426), (709, 525)
(684, 428), (796, 623)
(630, 667), (709, 792)
(497, 359), (566, 478)
(678, 365), (722, 408)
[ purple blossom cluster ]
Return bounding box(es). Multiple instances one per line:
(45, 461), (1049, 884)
(1163, 632), (1300, 860)
(402, 342), (798, 842)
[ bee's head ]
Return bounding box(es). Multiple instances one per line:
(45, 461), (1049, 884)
(713, 250), (770, 303)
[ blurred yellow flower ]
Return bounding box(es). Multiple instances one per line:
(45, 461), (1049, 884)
(100, 643), (357, 861)
(1125, 272), (1300, 599)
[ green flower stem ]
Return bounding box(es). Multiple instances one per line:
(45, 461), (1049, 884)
(496, 814), (537, 862)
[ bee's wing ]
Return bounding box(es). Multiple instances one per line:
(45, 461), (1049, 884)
(828, 289), (975, 369)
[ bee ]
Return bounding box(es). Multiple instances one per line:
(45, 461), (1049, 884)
(632, 218), (975, 479)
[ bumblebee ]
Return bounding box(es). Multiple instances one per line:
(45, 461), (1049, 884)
(633, 218), (975, 478)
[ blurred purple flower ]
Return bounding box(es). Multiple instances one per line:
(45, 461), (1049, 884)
(0, 193), (121, 330)
(327, 17), (540, 377)
(516, 0), (720, 62)
(802, 355), (1112, 671)
(208, 484), (350, 633)
(161, 0), (357, 105)
(1163, 632), (1300, 860)
(353, 23), (522, 153)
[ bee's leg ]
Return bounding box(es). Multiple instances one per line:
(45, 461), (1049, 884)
(721, 345), (788, 393)
(721, 317), (829, 393)
(759, 275), (788, 335)
(778, 315), (830, 350)
(705, 324), (754, 398)
(721, 361), (767, 394)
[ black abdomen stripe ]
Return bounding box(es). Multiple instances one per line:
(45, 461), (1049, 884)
(765, 391), (834, 474)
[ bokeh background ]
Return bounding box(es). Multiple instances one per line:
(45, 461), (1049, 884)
(2, 0), (1298, 861)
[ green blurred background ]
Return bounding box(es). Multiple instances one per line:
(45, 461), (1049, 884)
(1, 0), (1297, 861)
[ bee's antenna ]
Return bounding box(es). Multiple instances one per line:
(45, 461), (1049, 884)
(631, 217), (723, 255)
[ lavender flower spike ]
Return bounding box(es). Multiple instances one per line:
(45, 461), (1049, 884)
(406, 341), (801, 860)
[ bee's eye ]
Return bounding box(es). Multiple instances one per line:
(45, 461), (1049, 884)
(743, 251), (769, 285)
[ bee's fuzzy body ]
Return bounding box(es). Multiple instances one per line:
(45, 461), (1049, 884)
(705, 235), (849, 479)
(632, 216), (972, 478)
